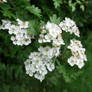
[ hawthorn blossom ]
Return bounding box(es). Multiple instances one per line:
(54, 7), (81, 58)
(67, 39), (87, 69)
(0, 19), (33, 46)
(59, 17), (80, 37)
(38, 22), (65, 47)
(24, 46), (60, 82)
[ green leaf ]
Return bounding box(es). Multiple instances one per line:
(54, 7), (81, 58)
(1, 10), (15, 18)
(0, 4), (15, 18)
(26, 5), (41, 17)
(0, 4), (11, 10)
(28, 20), (40, 35)
(56, 64), (83, 83)
(50, 14), (61, 24)
(53, 0), (62, 8)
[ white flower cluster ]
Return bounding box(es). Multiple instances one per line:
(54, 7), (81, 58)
(59, 17), (80, 37)
(24, 46), (60, 82)
(0, 17), (87, 81)
(67, 39), (87, 69)
(38, 22), (65, 47)
(0, 19), (33, 46)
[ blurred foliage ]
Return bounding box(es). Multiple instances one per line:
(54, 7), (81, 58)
(0, 0), (92, 92)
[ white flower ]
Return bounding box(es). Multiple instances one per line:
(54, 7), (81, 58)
(72, 26), (80, 37)
(16, 19), (29, 29)
(68, 56), (77, 66)
(13, 40), (17, 45)
(0, 20), (11, 30)
(38, 66), (47, 76)
(65, 17), (75, 27)
(67, 39), (87, 69)
(76, 60), (84, 69)
(46, 62), (55, 71)
(78, 48), (87, 61)
(8, 25), (18, 34)
(34, 73), (45, 82)
(24, 59), (33, 76)
(44, 34), (52, 42)
(38, 22), (64, 48)
(38, 34), (45, 43)
(46, 22), (62, 38)
(0, 19), (32, 46)
(53, 34), (65, 47)
(59, 17), (80, 37)
(24, 46), (58, 82)
(53, 47), (60, 57)
(11, 36), (15, 41)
